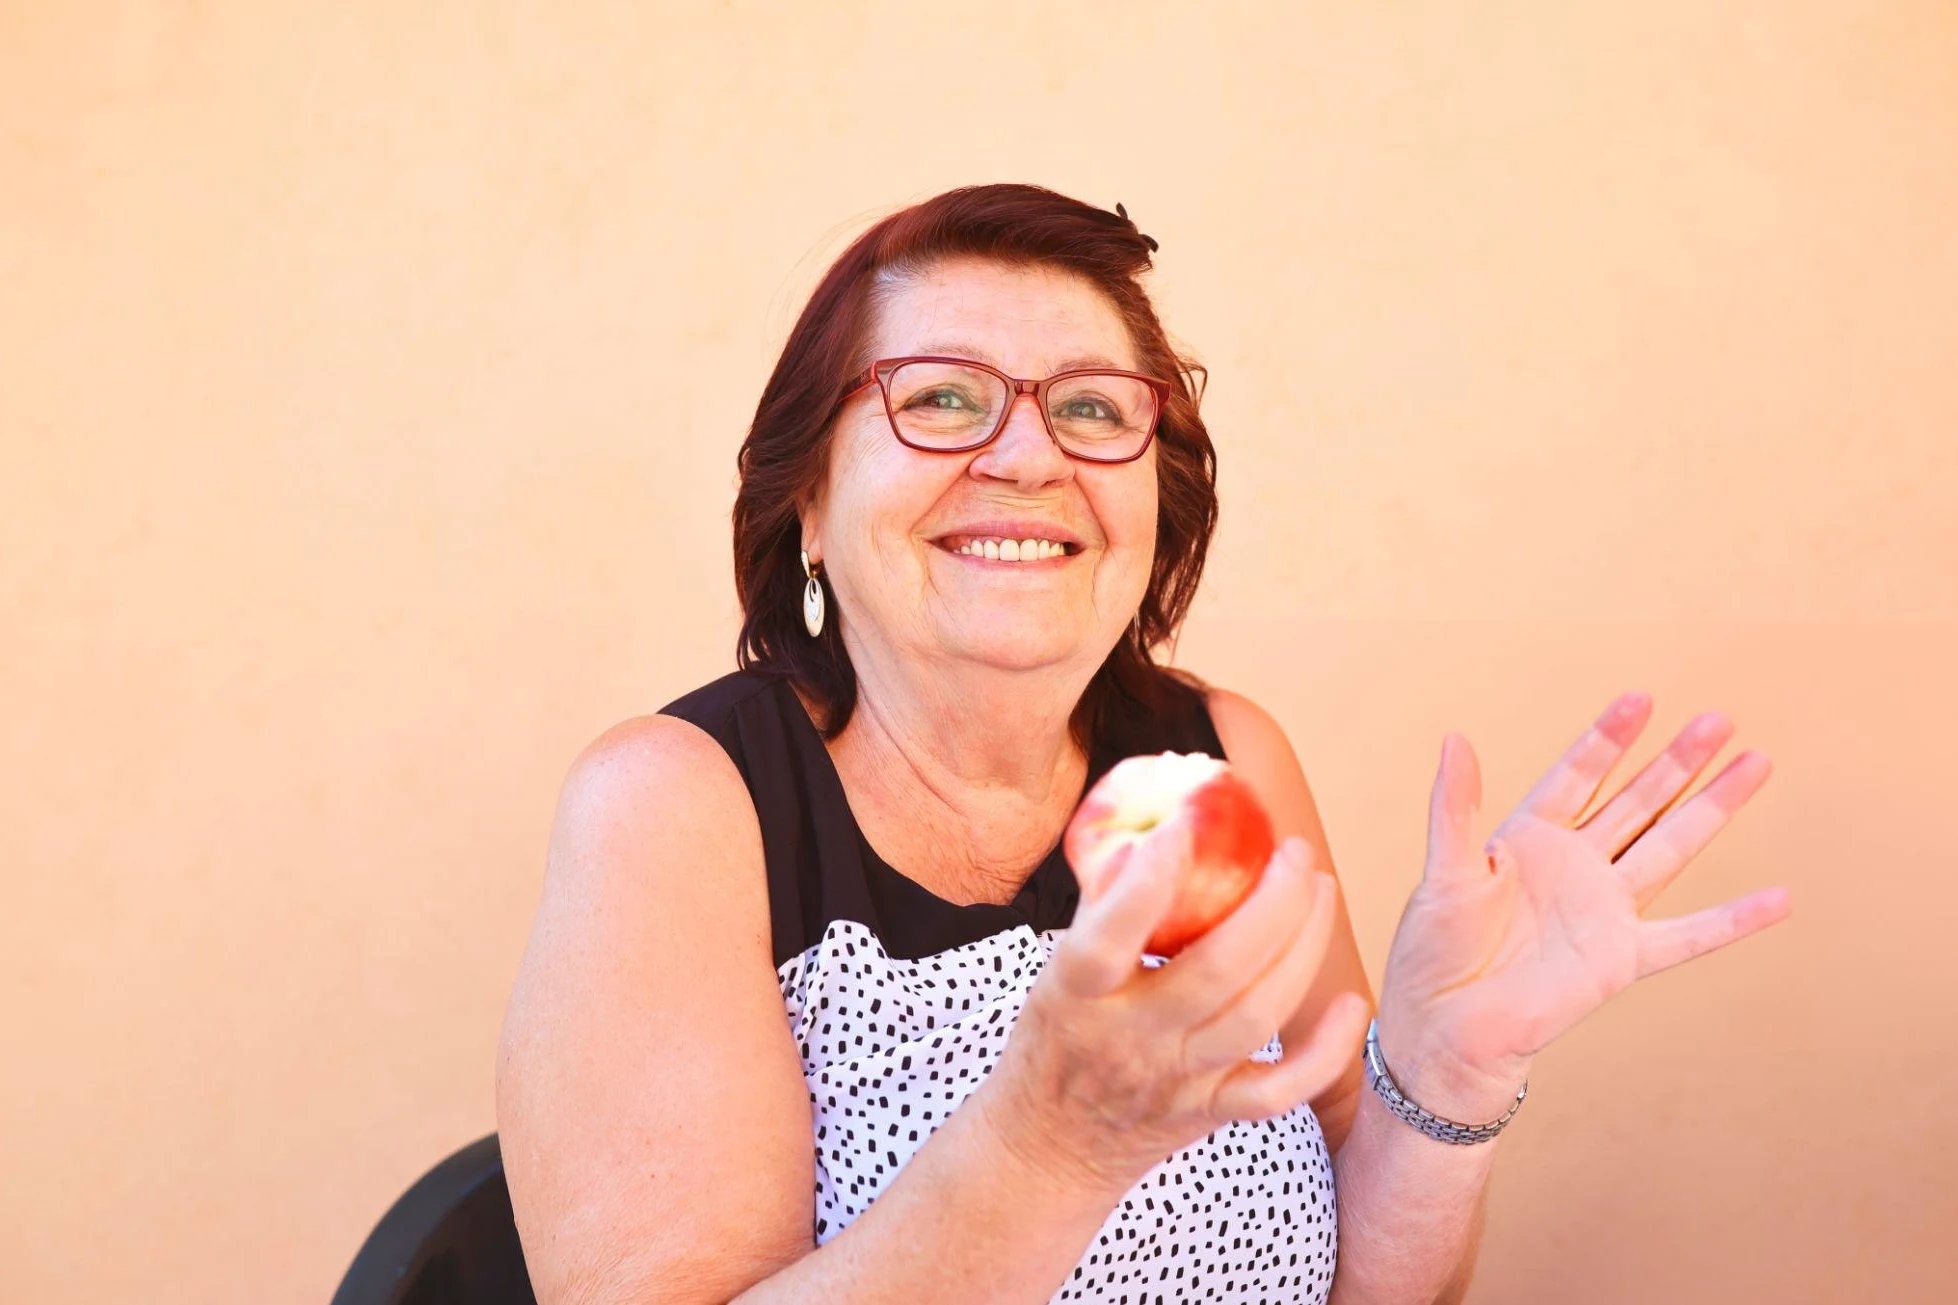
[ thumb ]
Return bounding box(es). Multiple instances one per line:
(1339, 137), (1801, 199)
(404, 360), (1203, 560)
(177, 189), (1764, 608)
(1424, 731), (1483, 884)
(1052, 821), (1188, 998)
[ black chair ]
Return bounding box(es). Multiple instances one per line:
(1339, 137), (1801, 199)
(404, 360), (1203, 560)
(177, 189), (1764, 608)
(332, 1133), (538, 1305)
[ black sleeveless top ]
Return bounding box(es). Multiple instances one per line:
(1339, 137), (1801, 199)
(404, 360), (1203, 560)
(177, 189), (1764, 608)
(658, 669), (1339, 1304)
(659, 667), (1226, 968)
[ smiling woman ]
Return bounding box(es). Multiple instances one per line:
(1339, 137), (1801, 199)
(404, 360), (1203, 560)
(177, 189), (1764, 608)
(799, 259), (1171, 732)
(726, 192), (1221, 767)
(493, 183), (1789, 1305)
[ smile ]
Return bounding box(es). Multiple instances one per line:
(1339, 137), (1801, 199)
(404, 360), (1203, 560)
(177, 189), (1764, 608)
(934, 534), (1079, 563)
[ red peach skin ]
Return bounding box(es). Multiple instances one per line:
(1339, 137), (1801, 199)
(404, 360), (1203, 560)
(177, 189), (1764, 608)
(1064, 756), (1277, 956)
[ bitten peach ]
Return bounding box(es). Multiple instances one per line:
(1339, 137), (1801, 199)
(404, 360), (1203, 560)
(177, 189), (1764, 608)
(1064, 751), (1277, 957)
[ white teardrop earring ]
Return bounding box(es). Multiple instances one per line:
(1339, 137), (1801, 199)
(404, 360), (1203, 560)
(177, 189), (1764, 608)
(801, 549), (826, 638)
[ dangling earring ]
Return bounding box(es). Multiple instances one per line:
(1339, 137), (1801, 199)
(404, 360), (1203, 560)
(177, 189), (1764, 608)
(801, 549), (826, 638)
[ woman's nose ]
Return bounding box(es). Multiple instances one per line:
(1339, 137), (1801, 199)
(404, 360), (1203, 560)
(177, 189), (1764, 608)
(968, 392), (1073, 488)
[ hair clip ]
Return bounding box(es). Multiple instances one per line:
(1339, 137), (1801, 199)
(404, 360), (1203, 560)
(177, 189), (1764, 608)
(1114, 202), (1160, 253)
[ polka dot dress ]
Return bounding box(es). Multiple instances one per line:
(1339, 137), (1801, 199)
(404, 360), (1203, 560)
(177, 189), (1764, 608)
(778, 920), (1339, 1302)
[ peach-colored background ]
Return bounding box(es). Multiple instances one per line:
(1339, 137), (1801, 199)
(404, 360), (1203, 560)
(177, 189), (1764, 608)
(4, 3), (1955, 1302)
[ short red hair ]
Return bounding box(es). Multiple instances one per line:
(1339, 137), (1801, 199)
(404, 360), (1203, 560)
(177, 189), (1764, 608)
(732, 183), (1219, 753)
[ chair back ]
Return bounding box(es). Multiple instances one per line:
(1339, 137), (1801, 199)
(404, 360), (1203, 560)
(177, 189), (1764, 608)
(331, 1133), (537, 1305)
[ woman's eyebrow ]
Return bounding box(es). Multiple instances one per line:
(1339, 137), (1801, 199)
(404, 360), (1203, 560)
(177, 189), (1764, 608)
(1053, 354), (1124, 373)
(910, 341), (1126, 373)
(910, 340), (998, 365)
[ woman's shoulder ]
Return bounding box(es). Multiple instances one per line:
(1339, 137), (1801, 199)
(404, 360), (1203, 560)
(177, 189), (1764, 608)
(1187, 676), (1315, 776)
(1188, 679), (1332, 848)
(1198, 681), (1292, 757)
(546, 669), (802, 842)
(555, 708), (758, 852)
(1134, 670), (1314, 787)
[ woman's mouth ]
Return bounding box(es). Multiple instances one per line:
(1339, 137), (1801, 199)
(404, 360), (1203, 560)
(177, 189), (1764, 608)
(934, 534), (1080, 563)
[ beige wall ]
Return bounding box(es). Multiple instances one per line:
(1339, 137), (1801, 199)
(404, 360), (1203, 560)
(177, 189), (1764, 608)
(4, 3), (1954, 1301)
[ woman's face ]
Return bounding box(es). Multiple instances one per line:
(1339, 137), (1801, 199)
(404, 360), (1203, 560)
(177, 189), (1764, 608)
(804, 257), (1158, 682)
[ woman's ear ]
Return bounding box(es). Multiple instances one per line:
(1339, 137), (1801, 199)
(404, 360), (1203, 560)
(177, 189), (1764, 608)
(795, 493), (825, 568)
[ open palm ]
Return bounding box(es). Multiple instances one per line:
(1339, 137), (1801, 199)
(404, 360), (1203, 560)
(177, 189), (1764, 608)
(1375, 693), (1793, 1114)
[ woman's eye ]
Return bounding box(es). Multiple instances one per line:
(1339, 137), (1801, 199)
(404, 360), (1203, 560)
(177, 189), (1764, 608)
(1058, 397), (1118, 422)
(909, 388), (972, 410)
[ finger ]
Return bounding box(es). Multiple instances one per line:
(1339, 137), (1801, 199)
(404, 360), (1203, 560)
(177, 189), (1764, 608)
(1422, 732), (1483, 885)
(1150, 837), (1318, 1015)
(1181, 870), (1339, 1069)
(1515, 692), (1654, 826)
(1635, 885), (1792, 980)
(1578, 712), (1735, 858)
(1616, 751), (1773, 907)
(1048, 822), (1188, 998)
(1209, 991), (1373, 1123)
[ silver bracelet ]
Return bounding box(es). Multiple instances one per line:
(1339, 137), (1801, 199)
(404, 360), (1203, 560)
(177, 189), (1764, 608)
(1362, 1018), (1528, 1145)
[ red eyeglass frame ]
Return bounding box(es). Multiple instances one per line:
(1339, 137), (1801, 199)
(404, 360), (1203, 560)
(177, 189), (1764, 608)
(839, 355), (1179, 465)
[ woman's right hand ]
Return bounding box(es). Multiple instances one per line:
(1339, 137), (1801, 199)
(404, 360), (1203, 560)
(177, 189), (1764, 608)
(975, 826), (1374, 1193)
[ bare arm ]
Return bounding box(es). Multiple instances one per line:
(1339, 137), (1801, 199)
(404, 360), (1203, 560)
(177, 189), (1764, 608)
(495, 717), (812, 1301)
(1325, 1070), (1505, 1305)
(496, 715), (1141, 1304)
(1206, 688), (1375, 1154)
(1207, 691), (1517, 1303)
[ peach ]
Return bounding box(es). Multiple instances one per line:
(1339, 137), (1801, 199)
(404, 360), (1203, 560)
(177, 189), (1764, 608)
(1064, 751), (1277, 957)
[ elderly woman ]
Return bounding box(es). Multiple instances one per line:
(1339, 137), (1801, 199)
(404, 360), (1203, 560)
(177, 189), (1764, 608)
(496, 184), (1789, 1304)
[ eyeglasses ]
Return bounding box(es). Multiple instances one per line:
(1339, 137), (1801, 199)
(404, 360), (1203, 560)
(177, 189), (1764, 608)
(841, 355), (1176, 464)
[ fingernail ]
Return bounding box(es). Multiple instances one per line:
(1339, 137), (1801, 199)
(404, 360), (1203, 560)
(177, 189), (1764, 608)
(1689, 712), (1733, 742)
(1608, 692), (1652, 724)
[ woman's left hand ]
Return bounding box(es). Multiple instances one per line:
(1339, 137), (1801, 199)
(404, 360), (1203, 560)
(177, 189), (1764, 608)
(1373, 692), (1794, 1121)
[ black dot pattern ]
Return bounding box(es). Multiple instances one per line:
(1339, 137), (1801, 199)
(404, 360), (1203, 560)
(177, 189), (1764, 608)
(776, 919), (1339, 1302)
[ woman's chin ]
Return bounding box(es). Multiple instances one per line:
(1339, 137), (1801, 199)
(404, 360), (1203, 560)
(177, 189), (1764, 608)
(937, 619), (1088, 674)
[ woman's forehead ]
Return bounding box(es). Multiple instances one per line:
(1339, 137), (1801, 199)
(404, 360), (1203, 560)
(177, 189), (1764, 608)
(868, 259), (1139, 373)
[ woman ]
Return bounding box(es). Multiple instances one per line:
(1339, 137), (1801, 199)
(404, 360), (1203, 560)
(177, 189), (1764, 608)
(496, 184), (1790, 1304)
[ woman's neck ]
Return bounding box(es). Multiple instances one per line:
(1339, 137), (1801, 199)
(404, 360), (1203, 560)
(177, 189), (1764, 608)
(810, 643), (1096, 906)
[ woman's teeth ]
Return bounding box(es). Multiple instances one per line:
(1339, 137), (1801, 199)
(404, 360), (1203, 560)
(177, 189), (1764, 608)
(952, 537), (1067, 562)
